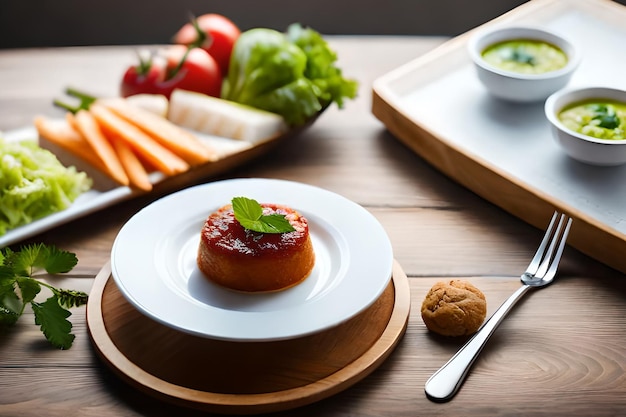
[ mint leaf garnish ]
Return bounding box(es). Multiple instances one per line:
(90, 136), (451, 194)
(232, 196), (296, 234)
(0, 243), (87, 349)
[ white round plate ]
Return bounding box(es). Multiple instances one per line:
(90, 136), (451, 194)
(110, 178), (394, 342)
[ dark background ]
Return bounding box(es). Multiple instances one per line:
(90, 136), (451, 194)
(0, 0), (605, 48)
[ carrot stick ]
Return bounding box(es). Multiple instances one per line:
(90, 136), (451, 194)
(98, 97), (216, 165)
(64, 111), (80, 131)
(110, 138), (152, 192)
(90, 103), (189, 176)
(73, 110), (129, 186)
(33, 115), (108, 174)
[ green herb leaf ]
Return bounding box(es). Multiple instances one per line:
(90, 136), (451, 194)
(10, 243), (78, 275)
(0, 264), (13, 281)
(255, 214), (296, 233)
(232, 196), (263, 223)
(501, 46), (536, 65)
(0, 304), (20, 326)
(590, 104), (620, 129)
(232, 196), (296, 234)
(12, 243), (44, 276)
(0, 243), (84, 348)
(16, 277), (41, 304)
(32, 295), (75, 350)
(42, 246), (78, 274)
(0, 289), (21, 327)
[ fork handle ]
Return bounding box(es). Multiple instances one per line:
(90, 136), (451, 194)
(424, 284), (532, 402)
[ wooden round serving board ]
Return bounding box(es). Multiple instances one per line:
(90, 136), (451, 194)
(86, 260), (411, 415)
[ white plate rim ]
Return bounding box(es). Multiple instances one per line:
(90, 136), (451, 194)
(110, 178), (393, 341)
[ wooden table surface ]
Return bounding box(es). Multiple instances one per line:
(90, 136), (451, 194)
(1, 37), (625, 417)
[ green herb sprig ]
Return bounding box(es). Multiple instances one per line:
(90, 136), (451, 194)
(589, 103), (620, 130)
(0, 243), (88, 349)
(502, 46), (536, 66)
(232, 197), (295, 234)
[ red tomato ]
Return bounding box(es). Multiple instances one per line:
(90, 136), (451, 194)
(173, 13), (240, 76)
(120, 60), (164, 97)
(120, 45), (222, 99)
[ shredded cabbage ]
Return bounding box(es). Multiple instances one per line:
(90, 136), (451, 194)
(0, 138), (91, 236)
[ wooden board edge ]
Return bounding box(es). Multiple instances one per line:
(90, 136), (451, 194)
(86, 260), (411, 415)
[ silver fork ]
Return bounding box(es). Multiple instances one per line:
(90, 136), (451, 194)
(424, 211), (573, 402)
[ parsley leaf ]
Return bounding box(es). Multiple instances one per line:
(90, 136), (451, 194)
(0, 305), (20, 326)
(32, 295), (75, 350)
(16, 276), (41, 304)
(0, 290), (21, 326)
(0, 243), (87, 349)
(232, 196), (296, 234)
(11, 243), (77, 275)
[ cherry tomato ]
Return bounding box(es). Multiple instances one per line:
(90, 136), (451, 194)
(120, 59), (164, 97)
(120, 45), (222, 99)
(173, 13), (240, 76)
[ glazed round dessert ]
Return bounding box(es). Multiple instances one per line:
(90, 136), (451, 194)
(197, 203), (315, 292)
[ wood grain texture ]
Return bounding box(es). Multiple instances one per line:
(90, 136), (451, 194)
(84, 261), (410, 414)
(1, 36), (626, 417)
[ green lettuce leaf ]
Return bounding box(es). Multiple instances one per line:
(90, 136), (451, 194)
(222, 24), (358, 126)
(0, 138), (91, 235)
(286, 23), (358, 109)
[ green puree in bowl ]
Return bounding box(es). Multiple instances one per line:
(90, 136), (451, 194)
(559, 100), (626, 140)
(482, 39), (567, 74)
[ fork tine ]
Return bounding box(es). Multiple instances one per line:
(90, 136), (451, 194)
(541, 215), (572, 281)
(534, 213), (567, 278)
(525, 211), (559, 277)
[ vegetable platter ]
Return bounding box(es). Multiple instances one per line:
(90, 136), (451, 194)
(372, 0), (626, 274)
(0, 17), (357, 248)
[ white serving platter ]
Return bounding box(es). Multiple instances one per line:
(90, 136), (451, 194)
(0, 116), (316, 248)
(372, 0), (626, 273)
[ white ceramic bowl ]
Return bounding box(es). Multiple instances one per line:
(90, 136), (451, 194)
(468, 26), (581, 102)
(545, 87), (626, 166)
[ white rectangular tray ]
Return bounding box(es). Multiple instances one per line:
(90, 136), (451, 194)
(373, 0), (626, 273)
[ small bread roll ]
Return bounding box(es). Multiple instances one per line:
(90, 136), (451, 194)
(421, 279), (487, 337)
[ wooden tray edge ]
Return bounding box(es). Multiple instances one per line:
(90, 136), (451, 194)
(86, 260), (411, 414)
(371, 0), (626, 275)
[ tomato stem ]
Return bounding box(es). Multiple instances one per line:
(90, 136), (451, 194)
(167, 46), (193, 80)
(165, 13), (212, 81)
(188, 13), (208, 49)
(128, 50), (154, 77)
